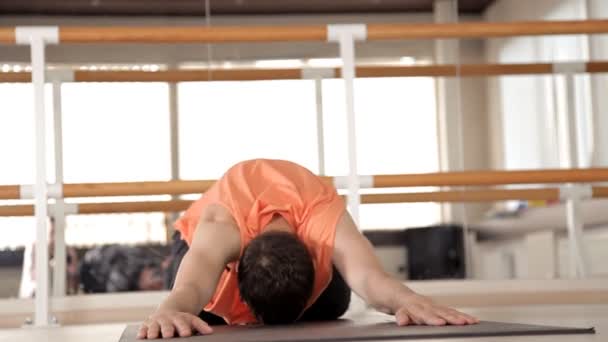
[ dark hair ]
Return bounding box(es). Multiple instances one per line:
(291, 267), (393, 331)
(237, 231), (314, 324)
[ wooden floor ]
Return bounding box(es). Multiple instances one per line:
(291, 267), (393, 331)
(0, 304), (605, 342)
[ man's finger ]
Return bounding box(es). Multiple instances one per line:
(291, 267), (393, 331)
(147, 322), (161, 340)
(172, 316), (193, 337)
(190, 315), (214, 335)
(136, 325), (148, 340)
(404, 306), (425, 325)
(395, 308), (411, 326)
(436, 308), (466, 325)
(411, 306), (446, 326)
(159, 318), (175, 339)
(452, 309), (479, 324)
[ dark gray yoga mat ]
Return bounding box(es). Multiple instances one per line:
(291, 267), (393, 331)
(121, 319), (595, 342)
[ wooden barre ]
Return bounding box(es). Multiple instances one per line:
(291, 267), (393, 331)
(371, 168), (608, 188)
(3, 62), (608, 83)
(1, 168), (608, 200)
(1, 187), (607, 216)
(1, 20), (608, 44)
(365, 19), (608, 40)
(60, 180), (217, 198)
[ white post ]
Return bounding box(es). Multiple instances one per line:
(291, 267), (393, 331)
(314, 78), (326, 175)
(565, 73), (581, 168)
(52, 79), (66, 298)
(560, 185), (591, 278)
(327, 25), (366, 226)
(167, 78), (181, 231)
(169, 82), (179, 182)
(565, 73), (584, 277)
(16, 26), (59, 327)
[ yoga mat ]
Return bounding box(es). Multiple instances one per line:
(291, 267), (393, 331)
(120, 319), (595, 342)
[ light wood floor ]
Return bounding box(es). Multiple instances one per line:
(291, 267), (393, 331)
(0, 304), (605, 342)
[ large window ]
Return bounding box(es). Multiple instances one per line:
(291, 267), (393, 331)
(0, 71), (440, 249)
(179, 77), (441, 230)
(178, 80), (319, 178)
(0, 82), (170, 248)
(323, 77), (441, 229)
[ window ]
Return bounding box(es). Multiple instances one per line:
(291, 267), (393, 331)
(179, 77), (441, 230)
(0, 82), (170, 248)
(0, 83), (53, 249)
(323, 77), (441, 229)
(178, 80), (319, 179)
(1, 71), (441, 249)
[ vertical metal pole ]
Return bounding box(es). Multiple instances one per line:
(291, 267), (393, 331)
(563, 72), (589, 278)
(314, 78), (326, 175)
(31, 36), (50, 327)
(565, 73), (580, 168)
(565, 197), (588, 278)
(167, 79), (180, 236)
(337, 33), (361, 225)
(16, 26), (58, 328)
(52, 80), (66, 297)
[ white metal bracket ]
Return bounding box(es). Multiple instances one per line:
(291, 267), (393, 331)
(47, 69), (75, 83)
(49, 203), (79, 216)
(15, 27), (59, 45)
(19, 184), (63, 199)
(559, 184), (593, 201)
(333, 176), (374, 189)
(301, 67), (336, 79)
(327, 24), (367, 43)
(552, 62), (586, 74)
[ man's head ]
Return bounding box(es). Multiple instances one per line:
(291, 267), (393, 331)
(237, 231), (314, 324)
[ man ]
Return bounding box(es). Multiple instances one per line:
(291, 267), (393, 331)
(138, 159), (477, 339)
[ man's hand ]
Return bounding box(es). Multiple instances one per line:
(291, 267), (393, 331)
(332, 212), (479, 327)
(137, 311), (213, 339)
(394, 293), (478, 326)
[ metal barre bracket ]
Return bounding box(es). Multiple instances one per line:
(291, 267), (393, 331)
(15, 26), (59, 45)
(559, 184), (593, 201)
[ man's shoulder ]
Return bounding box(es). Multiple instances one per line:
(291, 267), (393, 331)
(192, 204), (241, 262)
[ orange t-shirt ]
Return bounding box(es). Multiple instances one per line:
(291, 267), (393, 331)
(174, 159), (345, 325)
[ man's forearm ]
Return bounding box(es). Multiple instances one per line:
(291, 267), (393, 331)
(157, 285), (208, 315)
(364, 271), (416, 314)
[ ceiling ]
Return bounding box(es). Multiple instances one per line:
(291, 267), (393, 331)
(0, 0), (496, 16)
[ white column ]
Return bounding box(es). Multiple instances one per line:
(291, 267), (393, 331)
(327, 24), (367, 226)
(314, 78), (326, 175)
(561, 185), (591, 278)
(434, 0), (464, 223)
(52, 79), (66, 297)
(16, 26), (59, 327)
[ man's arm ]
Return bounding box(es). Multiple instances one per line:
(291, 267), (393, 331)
(332, 212), (478, 326)
(138, 215), (241, 339)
